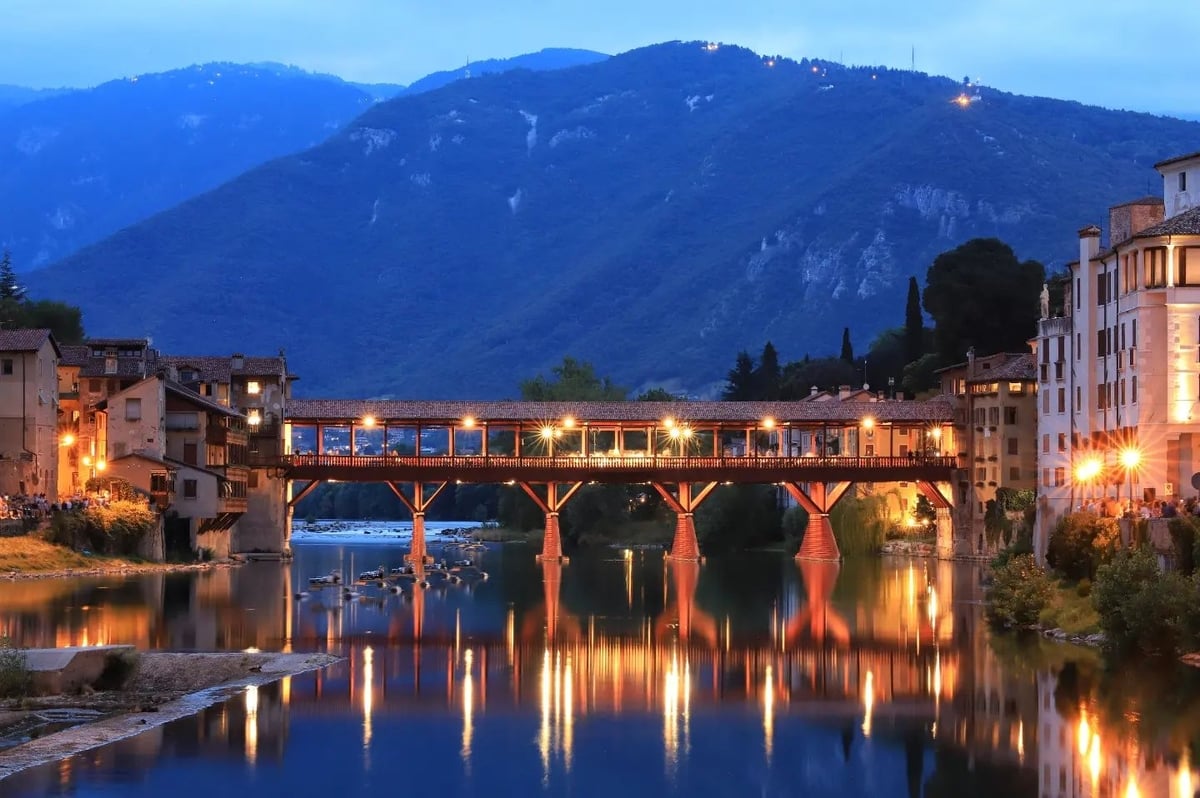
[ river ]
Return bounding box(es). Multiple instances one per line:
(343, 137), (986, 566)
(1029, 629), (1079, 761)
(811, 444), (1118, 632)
(0, 530), (1197, 797)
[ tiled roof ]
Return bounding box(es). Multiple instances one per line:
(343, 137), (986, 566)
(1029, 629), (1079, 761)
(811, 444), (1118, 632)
(1134, 206), (1200, 238)
(970, 353), (1036, 382)
(165, 381), (242, 417)
(160, 355), (288, 382)
(111, 451), (175, 468)
(58, 345), (90, 367)
(0, 328), (56, 354)
(1154, 150), (1200, 170)
(85, 338), (152, 348)
(286, 398), (955, 424)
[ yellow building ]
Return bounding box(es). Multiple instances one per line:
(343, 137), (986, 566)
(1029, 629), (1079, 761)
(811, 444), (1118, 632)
(0, 329), (61, 499)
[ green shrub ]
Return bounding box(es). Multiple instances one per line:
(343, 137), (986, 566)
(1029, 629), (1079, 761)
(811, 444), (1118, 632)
(1093, 547), (1199, 657)
(1046, 512), (1120, 580)
(0, 636), (30, 699)
(46, 500), (156, 556)
(986, 553), (1054, 628)
(1168, 517), (1198, 574)
(1075, 578), (1092, 598)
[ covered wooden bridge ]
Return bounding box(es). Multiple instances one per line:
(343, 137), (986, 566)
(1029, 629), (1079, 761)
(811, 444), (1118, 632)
(261, 398), (960, 562)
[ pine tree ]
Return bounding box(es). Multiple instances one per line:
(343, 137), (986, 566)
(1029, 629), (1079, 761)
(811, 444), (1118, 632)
(840, 328), (854, 363)
(904, 276), (924, 365)
(0, 250), (22, 301)
(723, 351), (757, 400)
(755, 341), (781, 400)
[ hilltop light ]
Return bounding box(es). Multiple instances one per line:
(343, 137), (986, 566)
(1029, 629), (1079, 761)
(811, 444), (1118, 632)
(954, 94), (972, 108)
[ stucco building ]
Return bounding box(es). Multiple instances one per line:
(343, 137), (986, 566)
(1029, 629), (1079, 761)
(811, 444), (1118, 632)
(937, 352), (1039, 557)
(1034, 150), (1200, 558)
(0, 329), (61, 499)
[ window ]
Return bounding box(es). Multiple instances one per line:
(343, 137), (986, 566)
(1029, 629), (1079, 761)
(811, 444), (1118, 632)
(248, 470), (259, 489)
(183, 442), (198, 466)
(182, 479), (197, 499)
(976, 467), (986, 481)
(1132, 319), (1137, 348)
(1054, 467), (1065, 487)
(1097, 385), (1106, 410)
(1132, 375), (1138, 404)
(1181, 248), (1200, 286)
(1042, 391), (1050, 413)
(0, 358), (11, 376)
(1182, 171), (1189, 192)
(1007, 438), (1018, 455)
(1145, 247), (1167, 287)
(1075, 277), (1081, 309)
(1009, 466), (1020, 481)
(1076, 386), (1082, 409)
(1007, 382), (1023, 394)
(1042, 434), (1050, 453)
(1076, 332), (1081, 359)
(1057, 387), (1065, 413)
(1043, 468), (1051, 487)
(1003, 406), (1017, 424)
(104, 357), (118, 375)
(247, 380), (261, 395)
(1057, 433), (1066, 451)
(125, 398), (141, 421)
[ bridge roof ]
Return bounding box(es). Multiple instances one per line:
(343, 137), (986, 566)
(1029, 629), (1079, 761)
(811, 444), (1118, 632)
(287, 397), (955, 425)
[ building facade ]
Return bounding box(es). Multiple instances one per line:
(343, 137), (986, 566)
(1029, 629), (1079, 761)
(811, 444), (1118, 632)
(0, 329), (61, 499)
(1035, 150), (1200, 558)
(937, 353), (1039, 557)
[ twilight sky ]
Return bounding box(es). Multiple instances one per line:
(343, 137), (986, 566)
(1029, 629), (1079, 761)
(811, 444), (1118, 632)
(3, 0), (1197, 114)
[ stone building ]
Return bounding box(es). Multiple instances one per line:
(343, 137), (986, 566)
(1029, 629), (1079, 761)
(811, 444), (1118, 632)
(937, 352), (1039, 556)
(1034, 150), (1200, 558)
(0, 329), (61, 499)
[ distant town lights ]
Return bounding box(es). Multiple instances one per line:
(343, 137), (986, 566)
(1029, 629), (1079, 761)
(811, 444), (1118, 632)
(953, 94), (972, 108)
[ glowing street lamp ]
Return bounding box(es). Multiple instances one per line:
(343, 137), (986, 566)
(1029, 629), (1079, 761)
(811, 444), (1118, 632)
(1074, 455), (1103, 502)
(1119, 447), (1141, 514)
(361, 415), (376, 428)
(462, 416), (476, 429)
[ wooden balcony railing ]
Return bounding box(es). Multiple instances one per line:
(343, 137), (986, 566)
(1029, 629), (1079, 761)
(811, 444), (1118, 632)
(252, 453), (959, 484)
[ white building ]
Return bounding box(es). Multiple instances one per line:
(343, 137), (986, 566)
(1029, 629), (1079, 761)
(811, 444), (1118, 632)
(1034, 150), (1200, 558)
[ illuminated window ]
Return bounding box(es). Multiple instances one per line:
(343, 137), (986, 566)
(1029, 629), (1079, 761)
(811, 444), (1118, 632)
(247, 380), (261, 395)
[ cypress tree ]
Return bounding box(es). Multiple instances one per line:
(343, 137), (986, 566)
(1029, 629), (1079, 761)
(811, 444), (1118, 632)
(0, 250), (22, 301)
(840, 327), (854, 363)
(904, 276), (924, 364)
(723, 351), (757, 400)
(755, 341), (781, 400)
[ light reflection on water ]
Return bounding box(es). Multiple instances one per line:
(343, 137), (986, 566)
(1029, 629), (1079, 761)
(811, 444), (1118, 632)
(0, 541), (1198, 797)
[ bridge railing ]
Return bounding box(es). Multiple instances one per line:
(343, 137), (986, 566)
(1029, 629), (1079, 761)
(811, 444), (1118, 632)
(255, 453), (958, 472)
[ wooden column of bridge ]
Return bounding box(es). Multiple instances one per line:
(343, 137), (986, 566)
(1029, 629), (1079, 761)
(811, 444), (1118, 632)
(519, 482), (583, 561)
(652, 482), (718, 561)
(386, 482), (447, 564)
(783, 481), (852, 561)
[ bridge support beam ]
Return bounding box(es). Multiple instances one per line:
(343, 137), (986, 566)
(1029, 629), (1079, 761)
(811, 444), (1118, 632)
(519, 482), (582, 562)
(783, 481), (851, 562)
(387, 482), (447, 564)
(652, 482), (717, 561)
(916, 481), (955, 559)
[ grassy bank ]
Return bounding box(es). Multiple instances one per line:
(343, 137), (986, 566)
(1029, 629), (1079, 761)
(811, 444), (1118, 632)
(0, 537), (135, 573)
(1039, 581), (1101, 636)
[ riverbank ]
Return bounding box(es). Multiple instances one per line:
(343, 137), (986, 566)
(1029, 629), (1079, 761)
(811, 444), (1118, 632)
(0, 536), (240, 581)
(0, 650), (339, 780)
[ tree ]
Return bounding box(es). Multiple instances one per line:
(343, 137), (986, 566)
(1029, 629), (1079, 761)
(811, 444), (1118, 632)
(723, 350), (757, 400)
(520, 356), (627, 400)
(755, 341), (781, 400)
(839, 327), (854, 363)
(779, 356), (859, 399)
(904, 276), (924, 365)
(636, 387), (679, 401)
(18, 299), (85, 343)
(0, 251), (22, 302)
(923, 238), (1045, 363)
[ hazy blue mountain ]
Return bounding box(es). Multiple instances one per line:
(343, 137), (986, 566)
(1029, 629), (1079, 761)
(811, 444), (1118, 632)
(26, 42), (1200, 398)
(0, 63), (376, 270)
(399, 48), (608, 96)
(0, 84), (74, 112)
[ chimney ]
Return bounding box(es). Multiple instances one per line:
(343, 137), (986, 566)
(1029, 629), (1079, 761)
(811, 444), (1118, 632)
(1108, 199), (1164, 247)
(231, 353), (245, 371)
(966, 347), (976, 378)
(810, 385), (818, 397)
(838, 384), (851, 399)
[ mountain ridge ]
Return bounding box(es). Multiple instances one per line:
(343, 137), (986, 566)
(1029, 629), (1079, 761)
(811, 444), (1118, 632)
(24, 42), (1200, 398)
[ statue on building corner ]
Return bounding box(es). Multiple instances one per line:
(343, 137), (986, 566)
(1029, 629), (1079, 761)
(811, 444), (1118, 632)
(1039, 283), (1050, 319)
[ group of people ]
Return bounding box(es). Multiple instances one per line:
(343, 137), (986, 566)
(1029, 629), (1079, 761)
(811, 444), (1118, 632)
(0, 491), (111, 521)
(1079, 496), (1200, 519)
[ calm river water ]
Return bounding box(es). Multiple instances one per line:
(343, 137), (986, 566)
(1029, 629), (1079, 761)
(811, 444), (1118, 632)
(1, 538), (1198, 797)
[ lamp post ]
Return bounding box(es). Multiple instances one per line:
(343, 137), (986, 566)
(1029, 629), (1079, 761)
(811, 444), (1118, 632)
(1119, 448), (1141, 516)
(1074, 456), (1102, 508)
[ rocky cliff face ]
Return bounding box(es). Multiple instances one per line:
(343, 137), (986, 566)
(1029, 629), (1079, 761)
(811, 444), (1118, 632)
(24, 43), (1200, 397)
